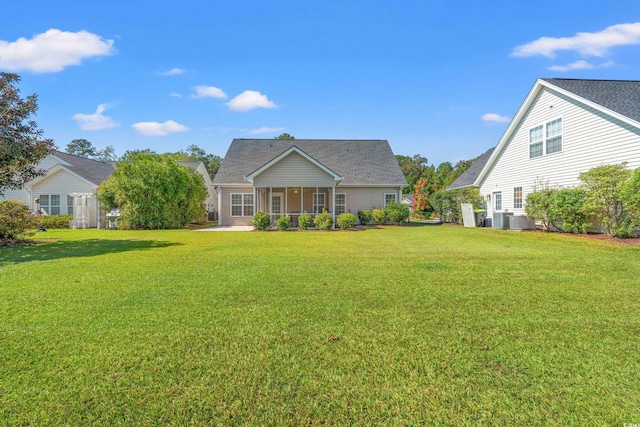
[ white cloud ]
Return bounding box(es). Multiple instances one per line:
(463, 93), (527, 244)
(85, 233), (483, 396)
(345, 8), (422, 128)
(191, 85), (227, 99)
(169, 92), (183, 98)
(548, 59), (615, 72)
(0, 28), (115, 73)
(227, 90), (276, 112)
(482, 113), (511, 123)
(72, 104), (118, 130)
(512, 22), (640, 58)
(158, 68), (185, 76)
(131, 120), (189, 136)
(248, 126), (286, 135)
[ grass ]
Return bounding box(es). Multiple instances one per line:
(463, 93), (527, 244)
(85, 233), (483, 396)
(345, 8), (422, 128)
(1, 225), (639, 425)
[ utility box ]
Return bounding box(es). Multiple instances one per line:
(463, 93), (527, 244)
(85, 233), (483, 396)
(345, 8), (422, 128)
(492, 212), (513, 229)
(474, 210), (487, 227)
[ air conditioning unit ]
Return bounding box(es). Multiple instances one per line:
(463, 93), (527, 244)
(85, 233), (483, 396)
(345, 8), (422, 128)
(509, 215), (536, 230)
(492, 212), (513, 229)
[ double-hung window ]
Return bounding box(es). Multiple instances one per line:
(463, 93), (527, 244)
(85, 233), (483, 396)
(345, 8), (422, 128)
(384, 193), (397, 207)
(493, 192), (502, 211)
(335, 193), (346, 215)
(39, 194), (60, 215)
(231, 193), (254, 217)
(530, 118), (562, 158)
(67, 195), (75, 216)
(513, 187), (523, 209)
(313, 193), (325, 213)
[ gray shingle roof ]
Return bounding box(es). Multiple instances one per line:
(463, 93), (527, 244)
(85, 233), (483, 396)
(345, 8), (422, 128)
(213, 139), (407, 186)
(53, 151), (115, 185)
(445, 147), (494, 191)
(542, 78), (640, 123)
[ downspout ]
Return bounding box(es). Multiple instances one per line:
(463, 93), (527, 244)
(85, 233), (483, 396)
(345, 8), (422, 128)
(215, 186), (222, 225)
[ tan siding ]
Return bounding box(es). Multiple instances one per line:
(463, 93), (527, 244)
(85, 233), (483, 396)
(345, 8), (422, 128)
(339, 187), (402, 213)
(481, 88), (640, 218)
(254, 152), (335, 187)
(219, 186), (253, 226)
(31, 170), (94, 215)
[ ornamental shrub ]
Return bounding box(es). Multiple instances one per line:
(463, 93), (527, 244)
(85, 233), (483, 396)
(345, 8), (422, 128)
(580, 163), (640, 237)
(429, 188), (482, 223)
(298, 212), (312, 230)
(385, 200), (410, 224)
(313, 209), (333, 230)
(277, 214), (291, 230)
(525, 186), (555, 231)
(0, 200), (34, 242)
(252, 211), (271, 230)
(357, 210), (372, 225)
(372, 208), (387, 225)
(337, 212), (357, 229)
(33, 214), (73, 229)
(550, 188), (590, 234)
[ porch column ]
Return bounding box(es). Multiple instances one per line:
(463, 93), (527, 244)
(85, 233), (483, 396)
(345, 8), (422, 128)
(253, 187), (257, 215)
(332, 185), (336, 229)
(285, 186), (288, 216)
(301, 186), (304, 215)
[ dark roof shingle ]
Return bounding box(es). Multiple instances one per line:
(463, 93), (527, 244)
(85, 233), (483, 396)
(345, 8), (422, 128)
(445, 147), (494, 190)
(213, 139), (407, 186)
(542, 78), (640, 123)
(53, 151), (115, 185)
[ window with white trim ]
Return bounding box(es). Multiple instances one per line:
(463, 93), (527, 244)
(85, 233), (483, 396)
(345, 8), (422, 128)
(384, 193), (397, 207)
(231, 193), (254, 217)
(335, 193), (346, 215)
(313, 193), (326, 213)
(39, 194), (60, 215)
(493, 192), (502, 211)
(513, 187), (523, 209)
(530, 118), (562, 158)
(67, 195), (74, 216)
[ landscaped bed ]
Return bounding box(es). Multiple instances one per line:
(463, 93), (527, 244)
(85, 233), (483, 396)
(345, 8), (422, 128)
(1, 225), (638, 424)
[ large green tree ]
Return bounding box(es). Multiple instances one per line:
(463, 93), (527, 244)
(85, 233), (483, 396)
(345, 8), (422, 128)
(66, 138), (116, 161)
(97, 152), (207, 229)
(275, 133), (295, 140)
(0, 72), (54, 195)
(395, 154), (428, 193)
(174, 144), (223, 179)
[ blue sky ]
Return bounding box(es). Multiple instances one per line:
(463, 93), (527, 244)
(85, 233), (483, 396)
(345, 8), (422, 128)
(3, 0), (640, 165)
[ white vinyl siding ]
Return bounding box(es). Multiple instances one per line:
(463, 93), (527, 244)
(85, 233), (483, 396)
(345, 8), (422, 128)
(335, 193), (346, 215)
(479, 86), (640, 219)
(230, 193), (253, 217)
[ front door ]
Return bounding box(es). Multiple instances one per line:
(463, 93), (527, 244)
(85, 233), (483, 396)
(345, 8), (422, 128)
(271, 193), (283, 220)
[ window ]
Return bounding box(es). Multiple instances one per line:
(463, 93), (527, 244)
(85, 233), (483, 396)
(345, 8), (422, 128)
(39, 194), (60, 215)
(529, 125), (543, 158)
(384, 193), (397, 207)
(513, 187), (523, 209)
(67, 195), (74, 216)
(335, 193), (346, 215)
(313, 193), (326, 213)
(231, 193), (254, 217)
(530, 118), (562, 158)
(493, 192), (502, 211)
(546, 118), (562, 154)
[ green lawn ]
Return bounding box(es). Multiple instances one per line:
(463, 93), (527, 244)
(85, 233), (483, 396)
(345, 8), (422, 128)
(1, 225), (639, 425)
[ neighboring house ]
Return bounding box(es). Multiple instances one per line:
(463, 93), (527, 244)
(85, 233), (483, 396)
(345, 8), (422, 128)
(212, 139), (407, 226)
(1, 150), (218, 227)
(1, 151), (115, 227)
(448, 78), (640, 219)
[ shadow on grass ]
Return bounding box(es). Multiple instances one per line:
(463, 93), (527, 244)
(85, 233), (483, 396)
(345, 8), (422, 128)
(0, 239), (181, 266)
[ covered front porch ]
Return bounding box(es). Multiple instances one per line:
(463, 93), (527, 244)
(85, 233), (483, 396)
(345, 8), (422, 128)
(254, 186), (340, 226)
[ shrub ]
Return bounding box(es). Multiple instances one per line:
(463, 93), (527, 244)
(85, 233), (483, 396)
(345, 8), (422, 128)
(429, 188), (482, 223)
(580, 163), (640, 237)
(337, 212), (357, 229)
(525, 187), (555, 231)
(298, 212), (312, 230)
(277, 214), (291, 230)
(313, 209), (333, 230)
(357, 210), (372, 225)
(0, 200), (34, 242)
(33, 214), (73, 229)
(252, 211), (271, 230)
(385, 200), (410, 224)
(550, 188), (590, 234)
(372, 208), (387, 225)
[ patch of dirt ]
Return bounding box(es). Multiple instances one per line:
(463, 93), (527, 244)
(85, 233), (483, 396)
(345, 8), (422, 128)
(573, 233), (640, 245)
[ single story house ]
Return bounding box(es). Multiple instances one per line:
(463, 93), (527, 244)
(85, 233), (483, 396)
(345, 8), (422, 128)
(448, 78), (640, 219)
(212, 139), (407, 226)
(1, 150), (217, 227)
